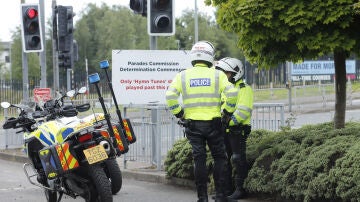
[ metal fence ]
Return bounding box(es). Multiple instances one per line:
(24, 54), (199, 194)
(121, 104), (284, 170)
(0, 103), (285, 170)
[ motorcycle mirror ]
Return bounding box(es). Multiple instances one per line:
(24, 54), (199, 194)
(78, 87), (87, 94)
(1, 102), (11, 109)
(66, 90), (76, 98)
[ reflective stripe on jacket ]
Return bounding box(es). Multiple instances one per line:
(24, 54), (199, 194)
(166, 63), (238, 120)
(229, 80), (254, 126)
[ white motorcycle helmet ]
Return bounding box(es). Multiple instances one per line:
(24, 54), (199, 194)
(215, 57), (245, 83)
(190, 41), (215, 67)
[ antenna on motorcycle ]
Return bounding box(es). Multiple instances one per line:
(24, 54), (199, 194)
(99, 60), (137, 144)
(88, 73), (121, 155)
(99, 60), (126, 129)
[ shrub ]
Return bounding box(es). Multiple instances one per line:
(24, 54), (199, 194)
(165, 122), (360, 201)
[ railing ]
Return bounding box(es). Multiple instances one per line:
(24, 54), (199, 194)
(252, 103), (285, 131)
(122, 103), (284, 170)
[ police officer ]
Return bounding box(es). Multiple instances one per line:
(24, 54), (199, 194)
(215, 57), (254, 200)
(166, 41), (238, 202)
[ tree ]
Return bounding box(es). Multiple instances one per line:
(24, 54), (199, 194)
(1, 3), (243, 93)
(73, 4), (242, 79)
(175, 9), (243, 59)
(208, 0), (360, 129)
(8, 27), (41, 82)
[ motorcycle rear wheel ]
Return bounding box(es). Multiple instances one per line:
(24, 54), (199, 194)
(87, 164), (113, 202)
(105, 159), (122, 194)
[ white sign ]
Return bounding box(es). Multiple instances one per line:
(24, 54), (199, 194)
(112, 50), (191, 105)
(291, 60), (356, 75)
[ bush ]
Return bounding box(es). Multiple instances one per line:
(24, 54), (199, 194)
(165, 122), (360, 201)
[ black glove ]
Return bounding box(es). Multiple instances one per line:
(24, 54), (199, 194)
(221, 109), (232, 126)
(175, 109), (184, 119)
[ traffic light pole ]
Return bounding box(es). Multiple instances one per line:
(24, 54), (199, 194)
(52, 0), (59, 93)
(150, 36), (157, 50)
(39, 0), (47, 88)
(22, 51), (29, 103)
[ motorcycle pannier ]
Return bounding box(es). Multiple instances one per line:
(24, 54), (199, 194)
(123, 118), (136, 144)
(39, 142), (79, 179)
(111, 124), (129, 154)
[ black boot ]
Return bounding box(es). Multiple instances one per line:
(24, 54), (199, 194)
(227, 187), (247, 200)
(197, 198), (208, 202)
(214, 195), (227, 202)
(196, 184), (208, 202)
(227, 177), (247, 200)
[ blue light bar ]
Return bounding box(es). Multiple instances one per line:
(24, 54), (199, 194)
(88, 73), (100, 84)
(99, 60), (109, 69)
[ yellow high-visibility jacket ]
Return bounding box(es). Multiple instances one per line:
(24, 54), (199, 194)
(229, 80), (253, 126)
(166, 63), (238, 120)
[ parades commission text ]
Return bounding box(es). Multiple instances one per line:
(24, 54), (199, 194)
(119, 61), (186, 72)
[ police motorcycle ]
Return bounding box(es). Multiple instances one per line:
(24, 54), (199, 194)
(0, 89), (123, 202)
(42, 86), (127, 195)
(39, 87), (124, 196)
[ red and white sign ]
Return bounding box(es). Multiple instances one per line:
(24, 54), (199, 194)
(33, 88), (51, 102)
(112, 50), (192, 105)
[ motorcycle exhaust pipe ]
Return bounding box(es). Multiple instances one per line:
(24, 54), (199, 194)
(99, 140), (111, 154)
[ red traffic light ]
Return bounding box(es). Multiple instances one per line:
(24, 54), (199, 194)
(21, 4), (43, 52)
(26, 8), (38, 19)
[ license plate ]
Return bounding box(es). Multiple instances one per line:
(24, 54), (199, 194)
(83, 145), (108, 164)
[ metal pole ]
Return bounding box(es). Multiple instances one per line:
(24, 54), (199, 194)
(20, 0), (29, 103)
(150, 36), (157, 50)
(22, 51), (29, 103)
(85, 58), (89, 98)
(67, 69), (71, 91)
(9, 43), (12, 81)
(286, 61), (292, 112)
(39, 0), (47, 88)
(52, 0), (59, 93)
(194, 0), (198, 43)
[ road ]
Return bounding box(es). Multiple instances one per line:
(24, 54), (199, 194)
(0, 159), (197, 202)
(290, 109), (360, 128)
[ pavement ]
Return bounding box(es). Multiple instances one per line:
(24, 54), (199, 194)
(0, 148), (195, 188)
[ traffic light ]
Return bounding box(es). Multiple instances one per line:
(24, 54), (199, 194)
(147, 0), (175, 36)
(58, 52), (72, 68)
(20, 4), (43, 53)
(57, 5), (74, 52)
(129, 0), (147, 16)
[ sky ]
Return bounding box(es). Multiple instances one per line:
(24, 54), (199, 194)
(0, 0), (215, 42)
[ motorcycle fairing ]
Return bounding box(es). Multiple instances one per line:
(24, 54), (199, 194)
(32, 121), (68, 146)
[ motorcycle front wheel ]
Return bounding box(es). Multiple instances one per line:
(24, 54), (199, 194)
(105, 159), (122, 194)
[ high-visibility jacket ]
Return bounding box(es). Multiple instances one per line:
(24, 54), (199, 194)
(166, 63), (238, 120)
(229, 79), (253, 126)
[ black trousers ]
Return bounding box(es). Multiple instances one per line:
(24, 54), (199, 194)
(185, 118), (227, 197)
(224, 125), (251, 193)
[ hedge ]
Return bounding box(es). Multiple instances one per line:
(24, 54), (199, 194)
(164, 122), (360, 202)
